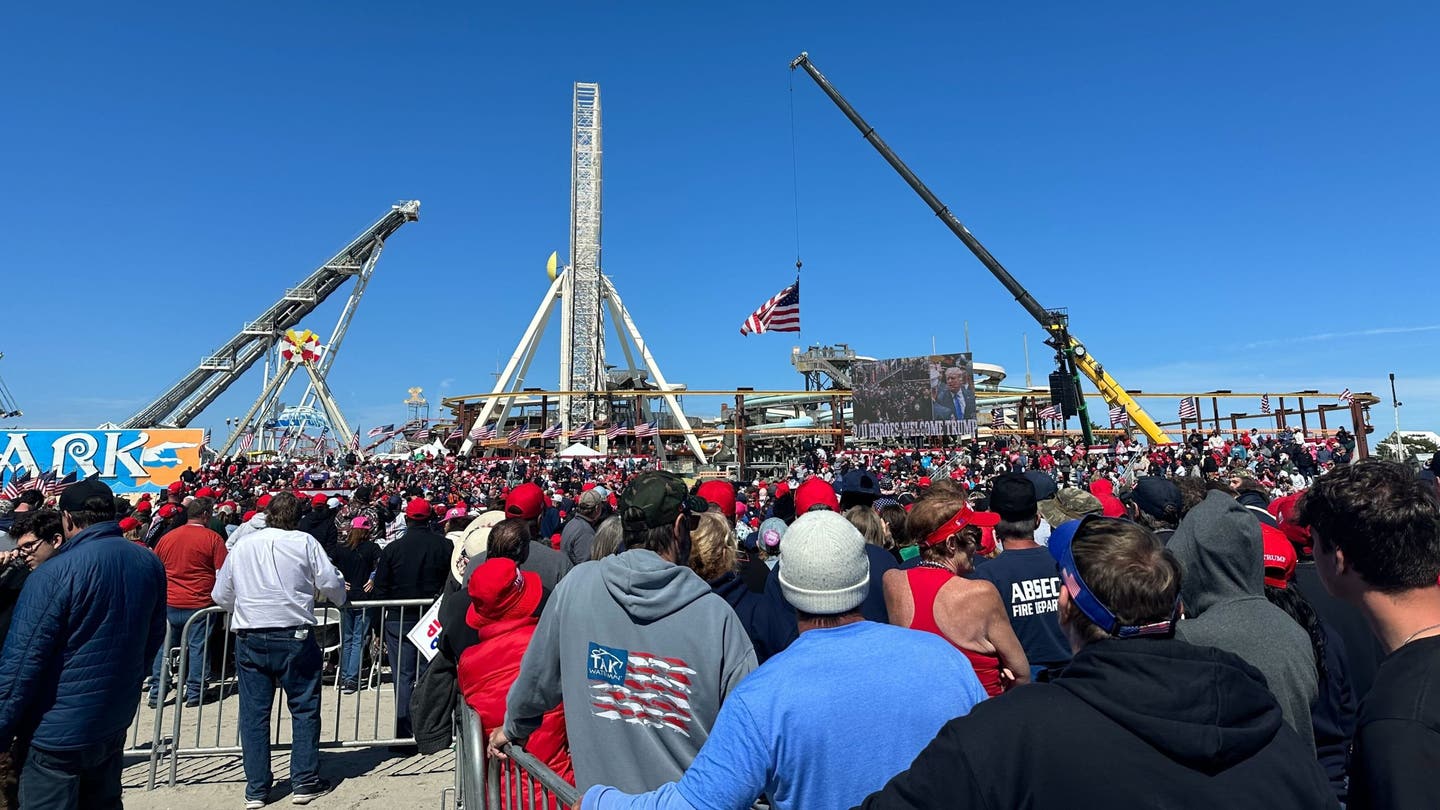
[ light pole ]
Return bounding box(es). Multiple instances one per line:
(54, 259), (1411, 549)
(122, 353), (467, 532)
(1390, 373), (1407, 464)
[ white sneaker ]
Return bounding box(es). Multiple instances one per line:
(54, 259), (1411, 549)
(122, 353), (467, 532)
(245, 800), (266, 810)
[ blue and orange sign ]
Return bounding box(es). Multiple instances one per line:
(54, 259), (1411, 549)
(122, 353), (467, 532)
(0, 429), (206, 495)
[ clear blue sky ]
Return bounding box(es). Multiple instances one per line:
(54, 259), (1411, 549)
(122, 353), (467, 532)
(3, 2), (1436, 445)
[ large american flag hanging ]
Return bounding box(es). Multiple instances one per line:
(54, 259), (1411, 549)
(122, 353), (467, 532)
(1260, 394), (1271, 414)
(739, 281), (800, 336)
(1179, 397), (1200, 421)
(239, 431), (256, 452)
(540, 422), (563, 440)
(507, 424), (529, 444)
(447, 426), (463, 443)
(571, 422), (596, 441)
(469, 422), (497, 441)
(1338, 388), (1354, 405)
(635, 420), (660, 438)
(1038, 403), (1062, 421)
(989, 408), (1004, 428)
(368, 424), (395, 439)
(606, 421), (628, 440)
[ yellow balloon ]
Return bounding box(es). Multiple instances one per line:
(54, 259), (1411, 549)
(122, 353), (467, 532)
(546, 251), (558, 281)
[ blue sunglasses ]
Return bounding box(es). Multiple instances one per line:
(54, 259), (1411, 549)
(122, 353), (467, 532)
(1047, 515), (1179, 639)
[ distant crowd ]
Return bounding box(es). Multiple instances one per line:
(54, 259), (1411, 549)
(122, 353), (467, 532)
(0, 426), (1436, 809)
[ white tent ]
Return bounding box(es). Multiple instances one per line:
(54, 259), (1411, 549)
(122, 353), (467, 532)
(556, 442), (604, 458)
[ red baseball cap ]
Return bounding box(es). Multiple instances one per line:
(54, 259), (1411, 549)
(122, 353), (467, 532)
(167, 481), (185, 494)
(405, 497), (431, 520)
(118, 516), (141, 533)
(505, 483), (545, 521)
(133, 500), (152, 514)
(312, 493), (329, 506)
(794, 477), (839, 514)
(1262, 525), (1297, 588)
(696, 480), (737, 519)
(256, 493), (272, 509)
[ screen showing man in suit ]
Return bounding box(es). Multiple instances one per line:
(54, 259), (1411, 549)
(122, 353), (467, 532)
(850, 353), (977, 440)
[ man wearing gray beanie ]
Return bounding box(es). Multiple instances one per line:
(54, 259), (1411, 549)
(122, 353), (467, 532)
(581, 511), (988, 810)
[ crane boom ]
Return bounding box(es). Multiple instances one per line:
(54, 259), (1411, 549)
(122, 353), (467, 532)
(790, 52), (1169, 445)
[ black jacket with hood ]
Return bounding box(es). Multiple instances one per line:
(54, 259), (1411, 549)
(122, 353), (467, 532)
(1169, 491), (1318, 754)
(855, 638), (1337, 809)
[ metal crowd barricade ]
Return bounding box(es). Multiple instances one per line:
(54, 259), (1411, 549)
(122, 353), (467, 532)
(138, 598), (434, 789)
(453, 701), (577, 810)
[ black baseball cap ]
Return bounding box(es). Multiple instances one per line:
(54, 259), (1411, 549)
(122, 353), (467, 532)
(990, 473), (1038, 522)
(58, 476), (114, 512)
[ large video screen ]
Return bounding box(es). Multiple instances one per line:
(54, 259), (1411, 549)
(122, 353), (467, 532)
(851, 353), (978, 440)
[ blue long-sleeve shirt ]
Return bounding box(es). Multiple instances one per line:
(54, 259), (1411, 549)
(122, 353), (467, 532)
(582, 621), (987, 810)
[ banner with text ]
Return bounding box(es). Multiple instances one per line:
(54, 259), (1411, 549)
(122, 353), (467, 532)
(851, 353), (978, 440)
(1, 429), (205, 495)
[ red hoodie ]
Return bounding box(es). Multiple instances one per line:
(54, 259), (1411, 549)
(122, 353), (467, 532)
(1088, 479), (1126, 518)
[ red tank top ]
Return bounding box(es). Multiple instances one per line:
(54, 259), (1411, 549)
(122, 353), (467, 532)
(905, 566), (1003, 697)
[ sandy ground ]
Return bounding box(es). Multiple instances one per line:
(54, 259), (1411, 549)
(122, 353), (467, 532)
(120, 661), (461, 809)
(122, 747), (455, 809)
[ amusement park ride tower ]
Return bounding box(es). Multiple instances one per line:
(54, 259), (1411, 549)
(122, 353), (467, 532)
(460, 83), (706, 461)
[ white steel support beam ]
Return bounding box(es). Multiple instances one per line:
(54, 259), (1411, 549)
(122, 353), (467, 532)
(603, 278), (706, 463)
(460, 275), (564, 454)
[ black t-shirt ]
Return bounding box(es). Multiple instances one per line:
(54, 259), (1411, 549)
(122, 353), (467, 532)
(969, 545), (1072, 668)
(1348, 634), (1440, 809)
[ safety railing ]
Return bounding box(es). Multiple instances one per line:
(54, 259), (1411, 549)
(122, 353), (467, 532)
(133, 598), (435, 789)
(453, 701), (578, 809)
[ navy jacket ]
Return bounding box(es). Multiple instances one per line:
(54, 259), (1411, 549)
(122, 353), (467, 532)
(710, 572), (797, 663)
(0, 521), (166, 751)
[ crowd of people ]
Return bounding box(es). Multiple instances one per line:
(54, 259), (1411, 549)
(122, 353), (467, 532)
(0, 425), (1436, 809)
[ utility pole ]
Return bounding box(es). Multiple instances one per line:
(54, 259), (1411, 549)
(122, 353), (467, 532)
(1390, 373), (1407, 464)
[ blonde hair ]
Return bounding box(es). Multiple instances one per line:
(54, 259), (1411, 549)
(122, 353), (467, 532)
(687, 511), (737, 582)
(844, 506), (890, 550)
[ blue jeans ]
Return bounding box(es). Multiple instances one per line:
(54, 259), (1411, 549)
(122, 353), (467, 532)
(150, 607), (211, 702)
(383, 614), (430, 739)
(339, 606), (370, 687)
(235, 628), (323, 801)
(17, 732), (125, 810)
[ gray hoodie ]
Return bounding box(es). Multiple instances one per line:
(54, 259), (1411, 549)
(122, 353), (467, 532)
(504, 549), (757, 792)
(1169, 490), (1318, 754)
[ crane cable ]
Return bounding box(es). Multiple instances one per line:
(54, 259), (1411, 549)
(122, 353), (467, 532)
(788, 70), (803, 277)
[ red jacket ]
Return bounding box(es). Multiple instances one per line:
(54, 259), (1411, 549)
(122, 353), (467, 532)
(457, 615), (573, 791)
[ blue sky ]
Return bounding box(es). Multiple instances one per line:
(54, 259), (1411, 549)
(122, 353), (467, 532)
(3, 2), (1436, 446)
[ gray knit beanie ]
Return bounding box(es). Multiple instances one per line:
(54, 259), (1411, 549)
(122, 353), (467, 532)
(777, 511), (870, 615)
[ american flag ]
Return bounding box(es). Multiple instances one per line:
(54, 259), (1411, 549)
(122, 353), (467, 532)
(1109, 405), (1129, 428)
(635, 420), (660, 438)
(507, 424), (529, 444)
(349, 430), (361, 450)
(1338, 388), (1354, 405)
(239, 431), (256, 452)
(606, 421), (628, 440)
(368, 424), (395, 439)
(203, 428), (212, 449)
(414, 427), (432, 443)
(447, 426), (463, 443)
(469, 421), (497, 441)
(571, 421), (595, 441)
(1038, 404), (1062, 421)
(278, 433), (293, 453)
(739, 281), (800, 336)
(989, 408), (1004, 428)
(41, 471), (78, 497)
(540, 422), (563, 440)
(1261, 394), (1271, 414)
(587, 646), (697, 737)
(1179, 397), (1200, 421)
(3, 469), (33, 500)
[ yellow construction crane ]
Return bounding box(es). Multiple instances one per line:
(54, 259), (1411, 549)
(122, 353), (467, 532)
(791, 53), (1168, 445)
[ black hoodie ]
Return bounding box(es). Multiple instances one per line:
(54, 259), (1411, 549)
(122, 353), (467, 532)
(855, 638), (1337, 809)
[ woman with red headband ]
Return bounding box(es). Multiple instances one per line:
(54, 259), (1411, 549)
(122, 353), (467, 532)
(882, 496), (1029, 696)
